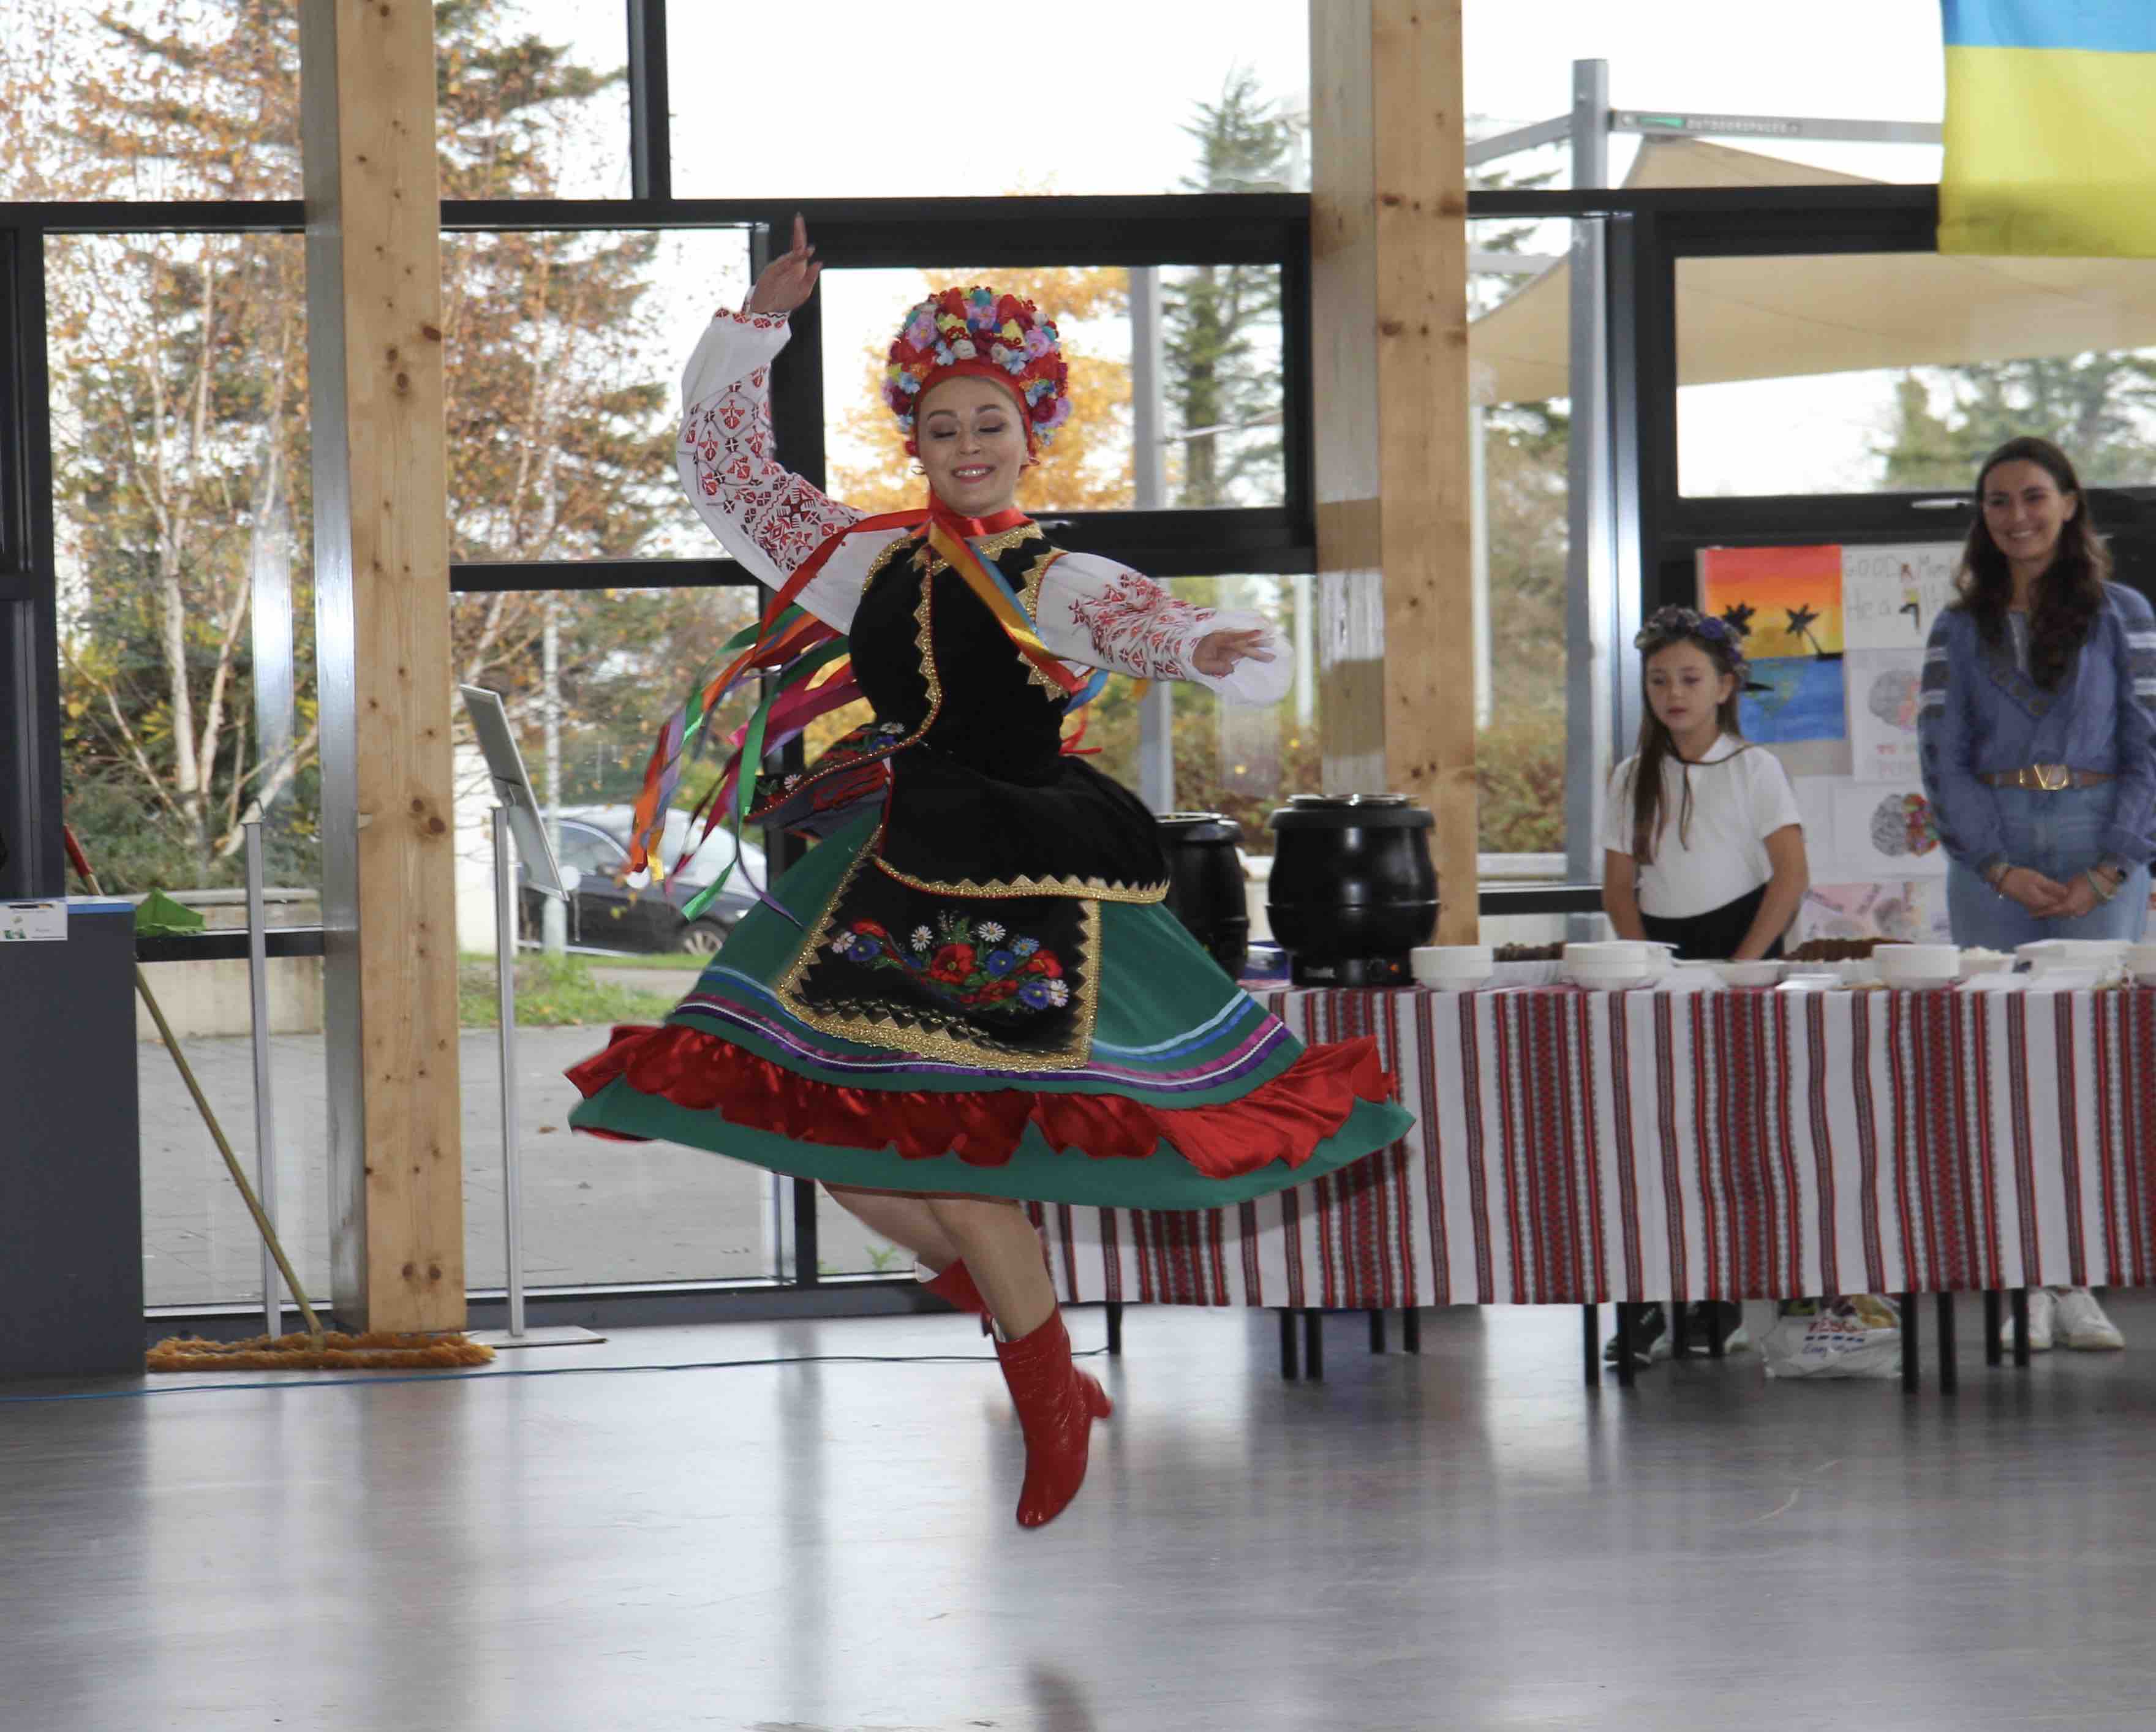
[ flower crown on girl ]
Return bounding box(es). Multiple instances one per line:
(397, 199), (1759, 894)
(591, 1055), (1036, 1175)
(1635, 604), (1763, 689)
(883, 286), (1071, 457)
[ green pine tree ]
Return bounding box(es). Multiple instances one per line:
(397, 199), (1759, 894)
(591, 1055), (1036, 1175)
(1163, 70), (1297, 507)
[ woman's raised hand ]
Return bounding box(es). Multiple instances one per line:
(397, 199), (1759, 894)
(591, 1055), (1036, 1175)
(744, 214), (821, 317)
(1193, 628), (1276, 678)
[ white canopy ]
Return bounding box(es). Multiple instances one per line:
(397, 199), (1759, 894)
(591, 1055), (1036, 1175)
(1468, 139), (2156, 406)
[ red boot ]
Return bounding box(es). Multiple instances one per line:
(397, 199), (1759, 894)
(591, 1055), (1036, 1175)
(920, 1260), (988, 1316)
(993, 1308), (1112, 1529)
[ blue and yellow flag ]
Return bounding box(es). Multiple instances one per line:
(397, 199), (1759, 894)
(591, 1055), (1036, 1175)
(1940, 1), (2156, 257)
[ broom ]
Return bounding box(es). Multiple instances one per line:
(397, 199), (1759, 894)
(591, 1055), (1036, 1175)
(66, 827), (492, 1373)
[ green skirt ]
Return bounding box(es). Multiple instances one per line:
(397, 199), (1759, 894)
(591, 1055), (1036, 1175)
(568, 813), (1411, 1208)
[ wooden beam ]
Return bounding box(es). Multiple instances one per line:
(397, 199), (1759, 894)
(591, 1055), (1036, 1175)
(1310, 0), (1477, 942)
(301, 0), (464, 1330)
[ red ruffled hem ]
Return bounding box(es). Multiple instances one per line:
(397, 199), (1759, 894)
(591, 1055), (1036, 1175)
(567, 1022), (1396, 1181)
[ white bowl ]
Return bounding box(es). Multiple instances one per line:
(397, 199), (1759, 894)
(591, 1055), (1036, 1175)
(1412, 945), (1494, 990)
(2018, 938), (2127, 974)
(2125, 942), (2156, 985)
(1564, 941), (1653, 965)
(1711, 960), (1782, 988)
(1564, 963), (1654, 990)
(1876, 943), (1961, 989)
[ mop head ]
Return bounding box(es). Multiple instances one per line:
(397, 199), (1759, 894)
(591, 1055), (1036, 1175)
(147, 1331), (497, 1372)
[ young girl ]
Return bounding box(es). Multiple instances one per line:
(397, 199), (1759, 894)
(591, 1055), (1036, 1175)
(1601, 606), (1809, 962)
(1599, 606), (1811, 1368)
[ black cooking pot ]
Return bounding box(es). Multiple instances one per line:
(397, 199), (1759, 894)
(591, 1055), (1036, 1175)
(1265, 794), (1439, 986)
(1155, 812), (1249, 977)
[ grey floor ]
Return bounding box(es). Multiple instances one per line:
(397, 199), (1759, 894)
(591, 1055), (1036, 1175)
(8, 1298), (2156, 1731)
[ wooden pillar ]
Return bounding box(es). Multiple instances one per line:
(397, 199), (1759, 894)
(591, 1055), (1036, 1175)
(300, 0), (463, 1330)
(1310, 0), (1477, 942)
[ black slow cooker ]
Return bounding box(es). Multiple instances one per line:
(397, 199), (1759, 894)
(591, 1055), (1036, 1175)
(1265, 794), (1439, 986)
(1154, 812), (1249, 977)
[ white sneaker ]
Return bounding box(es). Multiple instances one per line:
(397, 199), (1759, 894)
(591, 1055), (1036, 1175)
(1999, 1287), (2056, 1352)
(2052, 1287), (2125, 1350)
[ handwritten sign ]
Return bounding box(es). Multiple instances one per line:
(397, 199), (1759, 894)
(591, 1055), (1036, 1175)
(1841, 543), (1961, 649)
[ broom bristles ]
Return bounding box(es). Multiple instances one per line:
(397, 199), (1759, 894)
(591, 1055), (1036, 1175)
(147, 1331), (496, 1372)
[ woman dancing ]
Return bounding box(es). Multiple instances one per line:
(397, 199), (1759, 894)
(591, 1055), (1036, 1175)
(571, 220), (1412, 1527)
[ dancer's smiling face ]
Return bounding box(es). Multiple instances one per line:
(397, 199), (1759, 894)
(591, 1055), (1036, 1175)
(917, 375), (1028, 516)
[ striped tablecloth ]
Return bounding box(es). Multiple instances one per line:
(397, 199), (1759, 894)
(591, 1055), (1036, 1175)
(1031, 982), (2156, 1309)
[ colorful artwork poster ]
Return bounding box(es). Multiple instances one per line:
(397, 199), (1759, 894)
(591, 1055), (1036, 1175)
(1699, 543), (1844, 660)
(1740, 655), (1847, 744)
(1843, 647), (1926, 782)
(1841, 542), (1961, 650)
(1829, 781), (1945, 877)
(1792, 878), (1953, 946)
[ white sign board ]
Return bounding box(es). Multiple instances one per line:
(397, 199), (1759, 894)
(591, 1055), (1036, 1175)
(0, 901), (67, 942)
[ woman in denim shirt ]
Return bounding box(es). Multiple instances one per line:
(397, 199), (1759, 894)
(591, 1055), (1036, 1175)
(1918, 435), (2156, 1350)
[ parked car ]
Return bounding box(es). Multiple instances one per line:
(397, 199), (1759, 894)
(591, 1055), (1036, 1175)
(517, 805), (767, 956)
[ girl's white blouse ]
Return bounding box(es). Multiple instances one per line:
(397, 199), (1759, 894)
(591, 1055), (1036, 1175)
(676, 309), (1292, 707)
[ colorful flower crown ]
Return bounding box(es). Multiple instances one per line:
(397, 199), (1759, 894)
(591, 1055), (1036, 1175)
(883, 286), (1071, 456)
(1636, 604), (1749, 674)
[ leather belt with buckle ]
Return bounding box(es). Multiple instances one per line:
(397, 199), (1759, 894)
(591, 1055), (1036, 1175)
(1981, 764), (2114, 791)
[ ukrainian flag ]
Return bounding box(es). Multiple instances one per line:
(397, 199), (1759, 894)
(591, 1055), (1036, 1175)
(1940, 1), (2156, 257)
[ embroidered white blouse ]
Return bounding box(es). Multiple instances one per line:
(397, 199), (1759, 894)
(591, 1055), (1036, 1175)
(676, 309), (1292, 707)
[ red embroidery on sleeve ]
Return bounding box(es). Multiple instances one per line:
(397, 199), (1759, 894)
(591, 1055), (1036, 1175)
(680, 329), (860, 577)
(1064, 573), (1215, 680)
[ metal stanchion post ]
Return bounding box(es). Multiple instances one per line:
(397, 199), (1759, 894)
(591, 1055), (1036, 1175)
(244, 821), (282, 1339)
(496, 807), (526, 1337)
(469, 806), (602, 1350)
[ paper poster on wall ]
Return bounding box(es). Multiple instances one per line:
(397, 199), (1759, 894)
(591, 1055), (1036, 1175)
(1829, 782), (1944, 876)
(1788, 774), (1841, 862)
(1841, 542), (1961, 650)
(1792, 878), (1953, 946)
(1700, 543), (1845, 658)
(1843, 647), (1926, 781)
(1741, 655), (1847, 744)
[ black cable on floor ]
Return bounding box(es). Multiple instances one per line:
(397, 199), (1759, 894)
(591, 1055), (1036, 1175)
(0, 1346), (1112, 1406)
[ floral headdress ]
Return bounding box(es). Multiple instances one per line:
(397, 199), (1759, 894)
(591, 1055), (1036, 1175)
(883, 286), (1071, 456)
(1635, 604), (1752, 682)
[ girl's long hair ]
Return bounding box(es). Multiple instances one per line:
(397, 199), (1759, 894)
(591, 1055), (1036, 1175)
(1628, 612), (1747, 867)
(1954, 435), (2109, 688)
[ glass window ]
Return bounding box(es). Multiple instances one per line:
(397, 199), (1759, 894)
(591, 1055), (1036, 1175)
(1675, 254), (2156, 497)
(48, 231), (319, 896)
(0, 2), (301, 202)
(668, 9), (1310, 199)
(1463, 1), (1943, 189)
(820, 265), (1286, 514)
(0, 0), (630, 203)
(1468, 233), (1573, 880)
(438, 0), (631, 201)
(45, 224), (325, 1312)
(453, 585), (780, 1288)
(442, 228), (752, 555)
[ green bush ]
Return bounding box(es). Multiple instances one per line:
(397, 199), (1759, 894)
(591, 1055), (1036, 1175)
(1476, 710), (1566, 854)
(457, 952), (679, 1029)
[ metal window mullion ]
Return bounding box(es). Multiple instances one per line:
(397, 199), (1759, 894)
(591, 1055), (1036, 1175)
(1560, 59), (1613, 940)
(0, 224), (62, 897)
(624, 0), (671, 203)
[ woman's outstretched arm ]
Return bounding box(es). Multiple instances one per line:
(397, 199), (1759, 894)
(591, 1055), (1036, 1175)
(675, 217), (886, 630)
(1031, 554), (1292, 706)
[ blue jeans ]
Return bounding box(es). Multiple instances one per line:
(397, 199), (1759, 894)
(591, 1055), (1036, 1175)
(1945, 785), (2151, 949)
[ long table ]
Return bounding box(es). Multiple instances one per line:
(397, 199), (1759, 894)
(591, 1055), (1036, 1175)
(1030, 981), (2156, 1382)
